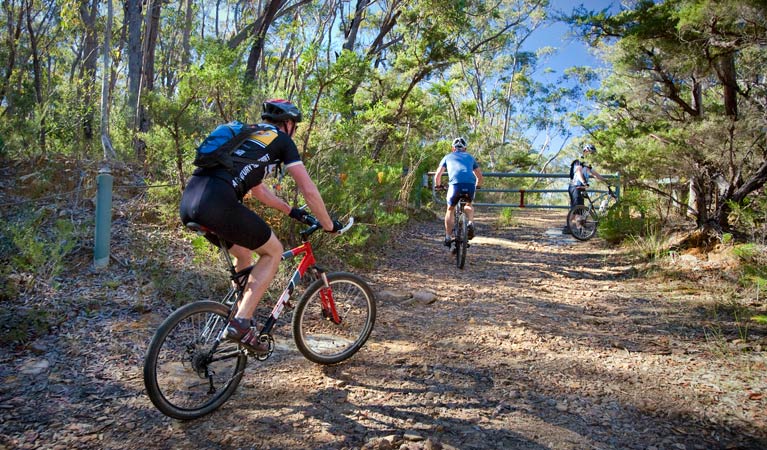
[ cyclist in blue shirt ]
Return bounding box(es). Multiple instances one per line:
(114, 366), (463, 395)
(434, 137), (483, 247)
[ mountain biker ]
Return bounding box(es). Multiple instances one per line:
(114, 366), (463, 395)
(179, 98), (341, 354)
(564, 143), (608, 234)
(434, 137), (483, 247)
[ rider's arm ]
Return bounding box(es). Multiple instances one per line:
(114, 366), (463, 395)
(590, 168), (607, 183)
(434, 165), (446, 187)
(474, 168), (483, 187)
(249, 183), (291, 215)
(286, 164), (334, 231)
(574, 166), (587, 185)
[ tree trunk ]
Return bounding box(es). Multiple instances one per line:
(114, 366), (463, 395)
(245, 0), (284, 81)
(25, 0), (45, 151)
(717, 53), (738, 118)
(100, 0), (117, 161)
(79, 0), (100, 147)
(134, 0), (161, 163)
(125, 0), (142, 128)
(342, 0), (370, 51)
(0, 0), (24, 115)
(182, 0), (193, 68)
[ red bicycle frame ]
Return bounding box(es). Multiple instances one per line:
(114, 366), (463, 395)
(259, 239), (341, 336)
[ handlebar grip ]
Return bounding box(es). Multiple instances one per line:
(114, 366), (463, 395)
(337, 217), (354, 234)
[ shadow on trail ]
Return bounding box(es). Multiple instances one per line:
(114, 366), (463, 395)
(362, 209), (767, 449)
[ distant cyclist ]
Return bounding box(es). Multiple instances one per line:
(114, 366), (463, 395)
(564, 143), (608, 234)
(434, 137), (483, 247)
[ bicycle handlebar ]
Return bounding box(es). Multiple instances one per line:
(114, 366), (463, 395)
(577, 184), (617, 196)
(434, 185), (480, 192)
(299, 214), (354, 240)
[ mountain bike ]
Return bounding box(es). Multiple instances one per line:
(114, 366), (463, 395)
(567, 186), (644, 241)
(451, 194), (472, 269)
(435, 185), (472, 269)
(143, 213), (376, 420)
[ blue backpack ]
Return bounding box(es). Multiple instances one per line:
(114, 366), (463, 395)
(193, 121), (257, 170)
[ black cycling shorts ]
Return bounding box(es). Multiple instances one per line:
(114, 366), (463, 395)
(179, 174), (272, 250)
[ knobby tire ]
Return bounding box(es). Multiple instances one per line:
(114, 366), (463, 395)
(456, 212), (468, 269)
(293, 272), (376, 365)
(143, 301), (246, 420)
(568, 205), (598, 241)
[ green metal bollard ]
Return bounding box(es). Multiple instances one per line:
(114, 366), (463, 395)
(94, 167), (113, 269)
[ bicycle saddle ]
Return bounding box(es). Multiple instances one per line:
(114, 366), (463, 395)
(185, 222), (212, 234)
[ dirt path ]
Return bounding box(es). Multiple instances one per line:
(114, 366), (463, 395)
(1, 209), (766, 450)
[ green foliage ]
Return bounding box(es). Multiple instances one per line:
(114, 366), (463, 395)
(628, 229), (670, 261)
(576, 1), (767, 232)
(146, 185), (183, 225)
(191, 235), (220, 266)
(0, 307), (52, 345)
(598, 191), (649, 244)
(727, 196), (767, 244)
(495, 207), (515, 228)
(733, 244), (767, 290)
(1, 210), (80, 286)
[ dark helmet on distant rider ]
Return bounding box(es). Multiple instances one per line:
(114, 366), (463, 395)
(582, 143), (597, 154)
(261, 99), (303, 123)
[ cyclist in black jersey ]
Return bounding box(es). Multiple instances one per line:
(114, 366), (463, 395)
(179, 99), (341, 354)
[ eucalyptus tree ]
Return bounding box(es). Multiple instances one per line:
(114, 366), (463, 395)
(572, 0), (767, 233)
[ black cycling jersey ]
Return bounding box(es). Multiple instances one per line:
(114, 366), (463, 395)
(192, 123), (303, 199)
(181, 123), (303, 250)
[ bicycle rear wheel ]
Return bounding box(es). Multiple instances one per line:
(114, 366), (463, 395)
(567, 205), (598, 241)
(293, 272), (376, 365)
(143, 301), (246, 420)
(455, 213), (468, 269)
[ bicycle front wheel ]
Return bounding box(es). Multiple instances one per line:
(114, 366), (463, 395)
(293, 272), (376, 365)
(143, 301), (247, 420)
(456, 213), (468, 269)
(567, 205), (598, 241)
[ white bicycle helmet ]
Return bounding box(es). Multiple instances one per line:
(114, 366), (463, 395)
(452, 137), (467, 150)
(583, 143), (597, 154)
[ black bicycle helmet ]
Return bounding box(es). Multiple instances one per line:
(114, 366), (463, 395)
(452, 137), (467, 150)
(583, 143), (597, 154)
(261, 98), (302, 123)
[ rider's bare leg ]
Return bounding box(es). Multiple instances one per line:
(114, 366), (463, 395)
(464, 203), (474, 223)
(444, 206), (455, 238)
(229, 233), (283, 320)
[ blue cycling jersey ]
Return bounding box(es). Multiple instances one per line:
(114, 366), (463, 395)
(439, 151), (479, 185)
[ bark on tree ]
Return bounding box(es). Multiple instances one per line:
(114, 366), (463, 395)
(244, 0), (284, 81)
(182, 0), (193, 68)
(133, 0), (161, 163)
(342, 0), (370, 51)
(125, 0), (142, 128)
(1, 0), (24, 116)
(25, 0), (45, 150)
(79, 0), (100, 144)
(716, 52), (738, 118)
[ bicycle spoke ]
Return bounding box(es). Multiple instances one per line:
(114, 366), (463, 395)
(293, 273), (376, 365)
(144, 302), (247, 419)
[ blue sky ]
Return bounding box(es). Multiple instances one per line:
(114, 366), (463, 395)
(526, 1), (618, 74)
(520, 1), (621, 156)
